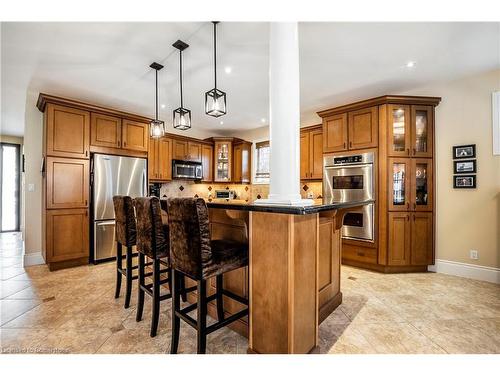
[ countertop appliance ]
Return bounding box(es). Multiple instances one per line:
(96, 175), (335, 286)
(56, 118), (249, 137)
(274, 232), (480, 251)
(172, 159), (202, 180)
(323, 152), (375, 242)
(91, 154), (147, 262)
(215, 190), (236, 200)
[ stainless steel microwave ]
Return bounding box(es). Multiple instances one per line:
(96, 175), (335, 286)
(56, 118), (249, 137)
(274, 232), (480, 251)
(172, 160), (202, 180)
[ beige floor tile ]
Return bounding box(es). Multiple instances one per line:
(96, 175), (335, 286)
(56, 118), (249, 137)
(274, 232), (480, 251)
(411, 319), (500, 354)
(0, 328), (50, 354)
(36, 328), (114, 354)
(96, 327), (171, 354)
(0, 299), (41, 326)
(340, 294), (404, 324)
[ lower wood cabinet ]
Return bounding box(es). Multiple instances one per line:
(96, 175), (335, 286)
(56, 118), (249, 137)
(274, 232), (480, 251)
(46, 208), (89, 263)
(46, 157), (89, 209)
(388, 211), (433, 266)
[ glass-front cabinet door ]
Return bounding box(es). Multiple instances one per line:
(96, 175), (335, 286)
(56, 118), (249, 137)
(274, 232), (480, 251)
(411, 105), (433, 157)
(387, 105), (411, 157)
(411, 159), (433, 211)
(388, 158), (410, 211)
(214, 140), (232, 182)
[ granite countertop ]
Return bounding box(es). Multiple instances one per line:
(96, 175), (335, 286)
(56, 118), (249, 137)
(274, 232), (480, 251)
(206, 199), (374, 215)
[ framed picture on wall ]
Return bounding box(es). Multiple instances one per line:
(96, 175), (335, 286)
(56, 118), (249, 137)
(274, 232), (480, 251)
(453, 175), (476, 189)
(453, 144), (476, 159)
(454, 159), (477, 174)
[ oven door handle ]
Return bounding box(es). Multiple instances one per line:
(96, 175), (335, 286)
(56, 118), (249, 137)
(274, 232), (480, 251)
(325, 164), (372, 170)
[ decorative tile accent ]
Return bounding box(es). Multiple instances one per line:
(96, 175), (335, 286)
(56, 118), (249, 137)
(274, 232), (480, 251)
(245, 186), (249, 191)
(257, 194), (261, 199)
(194, 194), (199, 198)
(208, 186), (212, 191)
(179, 185), (184, 191)
(303, 185), (309, 192)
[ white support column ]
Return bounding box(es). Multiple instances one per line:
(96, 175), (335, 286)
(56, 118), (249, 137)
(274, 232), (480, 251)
(256, 22), (313, 206)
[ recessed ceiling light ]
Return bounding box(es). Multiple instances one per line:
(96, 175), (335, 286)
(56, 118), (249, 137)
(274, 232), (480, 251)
(224, 66), (232, 74)
(406, 61), (416, 68)
(260, 118), (266, 123)
(220, 121), (224, 125)
(161, 104), (166, 109)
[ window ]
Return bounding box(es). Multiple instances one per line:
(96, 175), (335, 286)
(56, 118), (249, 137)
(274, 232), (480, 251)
(254, 140), (270, 183)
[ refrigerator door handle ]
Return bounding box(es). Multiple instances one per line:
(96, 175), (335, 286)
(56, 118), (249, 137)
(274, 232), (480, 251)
(96, 220), (115, 226)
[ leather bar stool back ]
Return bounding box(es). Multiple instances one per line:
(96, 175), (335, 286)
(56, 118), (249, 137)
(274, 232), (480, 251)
(112, 195), (138, 309)
(166, 198), (249, 354)
(133, 197), (172, 337)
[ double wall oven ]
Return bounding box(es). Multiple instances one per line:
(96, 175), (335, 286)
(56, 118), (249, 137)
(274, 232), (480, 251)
(323, 152), (375, 242)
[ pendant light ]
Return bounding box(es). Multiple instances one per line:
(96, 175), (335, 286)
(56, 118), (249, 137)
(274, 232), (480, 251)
(149, 62), (165, 138)
(205, 21), (227, 118)
(172, 40), (191, 131)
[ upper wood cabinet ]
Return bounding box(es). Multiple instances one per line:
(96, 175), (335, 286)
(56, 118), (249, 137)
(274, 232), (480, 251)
(201, 144), (213, 182)
(323, 114), (348, 153)
(300, 126), (323, 180)
(46, 157), (89, 209)
(46, 208), (89, 263)
(46, 104), (90, 159)
(121, 120), (149, 152)
(188, 142), (202, 162)
(411, 105), (433, 158)
(348, 107), (378, 150)
(90, 113), (122, 148)
(149, 137), (172, 181)
(173, 139), (188, 160)
(214, 139), (232, 182)
(233, 141), (252, 183)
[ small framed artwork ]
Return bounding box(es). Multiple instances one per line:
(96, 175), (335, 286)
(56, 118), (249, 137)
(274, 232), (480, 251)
(453, 144), (476, 159)
(453, 175), (476, 189)
(454, 159), (476, 174)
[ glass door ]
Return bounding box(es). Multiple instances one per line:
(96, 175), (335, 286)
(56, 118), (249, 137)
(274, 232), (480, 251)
(214, 141), (232, 182)
(387, 105), (411, 157)
(1, 143), (21, 232)
(388, 158), (410, 211)
(411, 159), (433, 211)
(411, 105), (433, 157)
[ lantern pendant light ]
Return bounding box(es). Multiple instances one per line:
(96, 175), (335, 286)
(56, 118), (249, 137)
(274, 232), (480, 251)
(172, 40), (191, 131)
(205, 21), (227, 118)
(149, 62), (165, 138)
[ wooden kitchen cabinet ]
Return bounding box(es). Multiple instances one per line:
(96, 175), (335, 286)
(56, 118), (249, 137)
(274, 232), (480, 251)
(46, 208), (89, 264)
(387, 212), (411, 266)
(411, 212), (433, 265)
(411, 158), (433, 211)
(323, 113), (348, 153)
(46, 157), (89, 209)
(201, 144), (213, 182)
(213, 139), (232, 182)
(348, 106), (378, 150)
(121, 120), (149, 152)
(233, 141), (252, 183)
(188, 141), (202, 162)
(149, 137), (173, 181)
(46, 104), (90, 159)
(173, 139), (188, 160)
(300, 125), (323, 180)
(387, 104), (411, 157)
(411, 105), (433, 158)
(90, 113), (122, 148)
(388, 158), (411, 211)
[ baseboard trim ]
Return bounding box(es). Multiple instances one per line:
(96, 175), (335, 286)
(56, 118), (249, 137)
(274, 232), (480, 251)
(23, 251), (45, 266)
(428, 259), (500, 284)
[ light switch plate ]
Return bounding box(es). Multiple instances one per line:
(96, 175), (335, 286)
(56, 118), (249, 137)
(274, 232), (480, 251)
(28, 183), (35, 192)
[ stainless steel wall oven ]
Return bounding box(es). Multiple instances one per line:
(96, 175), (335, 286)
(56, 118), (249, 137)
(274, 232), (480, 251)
(323, 152), (375, 242)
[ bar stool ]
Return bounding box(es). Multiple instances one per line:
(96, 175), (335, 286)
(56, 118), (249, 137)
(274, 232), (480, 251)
(133, 197), (172, 337)
(166, 197), (249, 354)
(112, 195), (138, 309)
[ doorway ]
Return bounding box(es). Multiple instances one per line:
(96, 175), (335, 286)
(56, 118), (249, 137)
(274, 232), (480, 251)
(0, 143), (21, 232)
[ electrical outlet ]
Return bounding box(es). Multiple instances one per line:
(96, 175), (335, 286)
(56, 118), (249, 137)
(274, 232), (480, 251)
(28, 183), (35, 192)
(470, 250), (479, 260)
(307, 192), (314, 199)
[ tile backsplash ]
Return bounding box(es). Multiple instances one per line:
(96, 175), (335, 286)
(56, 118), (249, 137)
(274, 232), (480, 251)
(158, 180), (323, 202)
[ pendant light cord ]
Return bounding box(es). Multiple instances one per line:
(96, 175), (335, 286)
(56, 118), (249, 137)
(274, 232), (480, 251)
(155, 69), (158, 121)
(179, 50), (183, 108)
(214, 22), (217, 90)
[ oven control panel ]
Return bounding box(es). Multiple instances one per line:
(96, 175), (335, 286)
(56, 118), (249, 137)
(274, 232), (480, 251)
(333, 155), (363, 164)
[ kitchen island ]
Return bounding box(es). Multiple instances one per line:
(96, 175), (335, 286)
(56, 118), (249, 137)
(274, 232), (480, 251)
(186, 199), (372, 354)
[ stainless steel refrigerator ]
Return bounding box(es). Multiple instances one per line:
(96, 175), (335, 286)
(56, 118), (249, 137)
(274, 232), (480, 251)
(92, 154), (147, 262)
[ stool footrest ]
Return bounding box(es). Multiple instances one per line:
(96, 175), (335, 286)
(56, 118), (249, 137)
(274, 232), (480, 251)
(222, 289), (248, 305)
(206, 308), (249, 335)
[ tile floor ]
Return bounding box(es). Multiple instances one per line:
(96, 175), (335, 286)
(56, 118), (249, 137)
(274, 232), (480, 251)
(1, 232), (499, 354)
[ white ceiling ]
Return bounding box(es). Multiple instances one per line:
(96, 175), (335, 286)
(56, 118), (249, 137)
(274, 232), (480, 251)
(1, 22), (499, 137)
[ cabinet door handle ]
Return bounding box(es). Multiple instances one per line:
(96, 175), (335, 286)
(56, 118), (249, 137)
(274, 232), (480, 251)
(413, 148), (416, 155)
(349, 141), (353, 148)
(413, 203), (416, 210)
(118, 141), (121, 147)
(85, 151), (88, 157)
(159, 173), (162, 179)
(85, 199), (87, 206)
(343, 142), (347, 149)
(123, 141), (127, 147)
(356, 251), (365, 257)
(85, 210), (88, 217)
(406, 148), (410, 155)
(413, 214), (416, 222)
(406, 202), (409, 210)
